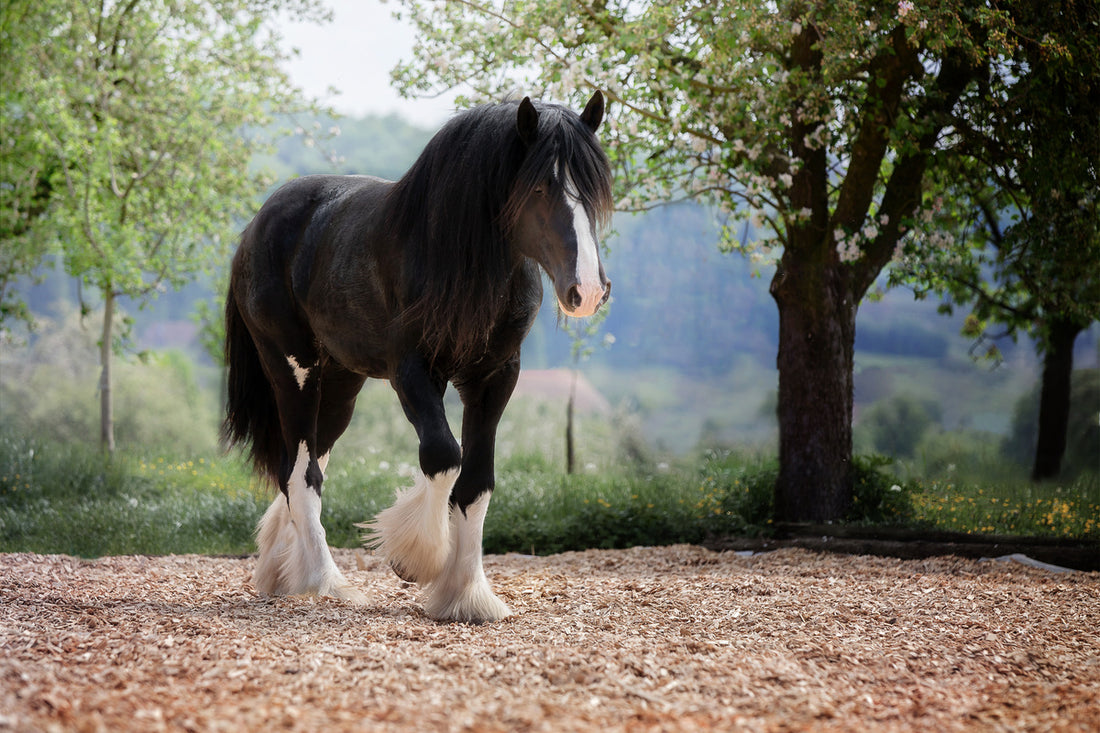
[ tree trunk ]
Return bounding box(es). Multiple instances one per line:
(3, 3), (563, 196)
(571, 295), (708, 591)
(1031, 316), (1083, 481)
(771, 256), (856, 522)
(99, 291), (116, 454)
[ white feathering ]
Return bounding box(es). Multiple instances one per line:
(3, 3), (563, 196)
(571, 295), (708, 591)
(360, 468), (458, 585)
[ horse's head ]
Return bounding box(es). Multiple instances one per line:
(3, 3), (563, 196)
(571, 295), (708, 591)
(508, 92), (613, 318)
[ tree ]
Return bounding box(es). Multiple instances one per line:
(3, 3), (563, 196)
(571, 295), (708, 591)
(0, 2), (63, 329)
(895, 0), (1100, 480)
(391, 0), (1005, 520)
(2, 0), (329, 451)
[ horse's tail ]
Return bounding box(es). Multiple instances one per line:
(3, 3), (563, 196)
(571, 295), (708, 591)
(222, 284), (283, 488)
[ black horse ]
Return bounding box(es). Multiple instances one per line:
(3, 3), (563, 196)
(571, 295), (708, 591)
(223, 92), (613, 623)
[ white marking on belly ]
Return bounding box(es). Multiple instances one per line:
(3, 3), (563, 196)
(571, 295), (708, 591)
(286, 355), (310, 390)
(563, 171), (603, 317)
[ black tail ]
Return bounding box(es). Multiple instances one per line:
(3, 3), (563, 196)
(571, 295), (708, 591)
(222, 285), (284, 488)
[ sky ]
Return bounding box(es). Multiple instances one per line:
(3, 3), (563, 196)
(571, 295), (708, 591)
(278, 0), (458, 128)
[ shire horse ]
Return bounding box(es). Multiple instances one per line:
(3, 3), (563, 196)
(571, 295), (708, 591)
(223, 92), (612, 623)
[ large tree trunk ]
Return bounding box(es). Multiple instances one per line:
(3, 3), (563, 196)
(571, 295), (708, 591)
(771, 257), (856, 522)
(1031, 316), (1083, 481)
(99, 290), (116, 454)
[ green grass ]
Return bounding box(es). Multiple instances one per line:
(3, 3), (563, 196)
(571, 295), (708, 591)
(1, 431), (1097, 559)
(907, 477), (1100, 538)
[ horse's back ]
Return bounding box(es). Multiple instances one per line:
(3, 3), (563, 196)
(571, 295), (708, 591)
(233, 175), (389, 312)
(240, 175), (387, 262)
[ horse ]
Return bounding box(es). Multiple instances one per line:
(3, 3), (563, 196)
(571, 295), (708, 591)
(222, 91), (613, 623)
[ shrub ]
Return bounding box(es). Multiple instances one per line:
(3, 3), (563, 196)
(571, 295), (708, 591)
(848, 454), (916, 525)
(858, 394), (942, 459)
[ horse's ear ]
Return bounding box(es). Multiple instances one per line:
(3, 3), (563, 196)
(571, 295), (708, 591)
(580, 90), (604, 132)
(516, 97), (539, 145)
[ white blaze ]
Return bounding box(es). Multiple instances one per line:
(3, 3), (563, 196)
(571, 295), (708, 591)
(564, 171), (604, 317)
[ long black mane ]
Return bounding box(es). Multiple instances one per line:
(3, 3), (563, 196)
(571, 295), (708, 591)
(385, 99), (613, 364)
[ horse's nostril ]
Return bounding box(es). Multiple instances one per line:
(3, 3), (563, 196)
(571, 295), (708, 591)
(567, 285), (582, 310)
(601, 280), (612, 304)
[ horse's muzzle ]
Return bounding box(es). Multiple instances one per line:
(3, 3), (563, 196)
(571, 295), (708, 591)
(563, 279), (611, 317)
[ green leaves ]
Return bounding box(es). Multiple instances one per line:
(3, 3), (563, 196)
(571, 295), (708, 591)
(3, 0), (329, 325)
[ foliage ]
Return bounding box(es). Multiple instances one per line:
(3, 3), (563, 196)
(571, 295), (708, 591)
(0, 1), (63, 329)
(893, 0), (1100, 351)
(390, 0), (1005, 264)
(858, 394), (942, 459)
(849, 454), (917, 525)
(1, 0), (331, 448)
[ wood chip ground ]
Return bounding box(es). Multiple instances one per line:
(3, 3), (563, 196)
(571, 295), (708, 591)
(2, 546), (1098, 731)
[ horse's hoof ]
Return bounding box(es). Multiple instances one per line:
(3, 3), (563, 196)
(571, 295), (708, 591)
(328, 582), (369, 605)
(389, 561), (418, 583)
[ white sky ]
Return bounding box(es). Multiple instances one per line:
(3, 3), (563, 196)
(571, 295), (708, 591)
(277, 0), (457, 128)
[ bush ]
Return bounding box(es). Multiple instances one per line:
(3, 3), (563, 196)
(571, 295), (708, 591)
(858, 394), (942, 459)
(849, 454), (916, 525)
(914, 429), (1012, 481)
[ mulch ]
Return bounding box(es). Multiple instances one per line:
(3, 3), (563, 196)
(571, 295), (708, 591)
(1, 545), (1098, 731)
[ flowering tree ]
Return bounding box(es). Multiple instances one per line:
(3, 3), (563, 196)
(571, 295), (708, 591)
(895, 0), (1100, 480)
(392, 0), (1006, 520)
(3, 0), (328, 451)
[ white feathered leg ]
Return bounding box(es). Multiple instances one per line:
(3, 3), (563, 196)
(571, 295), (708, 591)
(252, 442), (365, 603)
(423, 491), (510, 624)
(361, 468), (458, 584)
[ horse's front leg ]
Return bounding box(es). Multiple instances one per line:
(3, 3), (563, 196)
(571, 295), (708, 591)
(364, 355), (461, 586)
(422, 357), (520, 624)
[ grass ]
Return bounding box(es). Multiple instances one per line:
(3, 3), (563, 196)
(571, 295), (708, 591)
(1, 430), (1097, 559)
(908, 478), (1100, 538)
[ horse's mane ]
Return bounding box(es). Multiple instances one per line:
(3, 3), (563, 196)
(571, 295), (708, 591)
(385, 98), (613, 366)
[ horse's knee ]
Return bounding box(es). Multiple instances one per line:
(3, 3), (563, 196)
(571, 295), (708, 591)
(419, 435), (461, 478)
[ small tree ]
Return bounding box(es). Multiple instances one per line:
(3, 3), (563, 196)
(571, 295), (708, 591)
(561, 307), (613, 474)
(4, 0), (329, 451)
(391, 0), (1006, 520)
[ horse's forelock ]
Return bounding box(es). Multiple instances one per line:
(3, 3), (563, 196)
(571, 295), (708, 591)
(504, 105), (613, 233)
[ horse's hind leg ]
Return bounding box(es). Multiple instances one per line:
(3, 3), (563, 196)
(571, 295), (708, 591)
(363, 355), (460, 586)
(252, 344), (365, 603)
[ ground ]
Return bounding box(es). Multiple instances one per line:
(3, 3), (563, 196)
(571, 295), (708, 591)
(1, 546), (1097, 732)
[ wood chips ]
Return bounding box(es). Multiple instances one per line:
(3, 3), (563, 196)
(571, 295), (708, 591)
(2, 545), (1098, 732)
